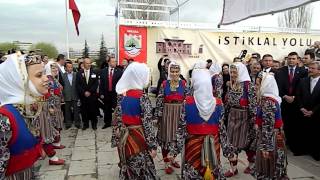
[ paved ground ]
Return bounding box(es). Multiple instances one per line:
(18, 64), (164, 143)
(37, 118), (320, 180)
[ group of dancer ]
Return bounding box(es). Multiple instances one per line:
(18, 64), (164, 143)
(110, 58), (290, 180)
(0, 53), (65, 179)
(0, 52), (288, 180)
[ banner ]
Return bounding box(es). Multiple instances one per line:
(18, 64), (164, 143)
(220, 0), (319, 25)
(119, 25), (147, 64)
(147, 27), (320, 84)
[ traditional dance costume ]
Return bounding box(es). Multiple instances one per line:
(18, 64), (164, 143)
(171, 63), (235, 180)
(0, 54), (44, 179)
(255, 73), (288, 180)
(224, 62), (257, 177)
(35, 61), (65, 165)
(111, 62), (157, 180)
(155, 77), (187, 173)
(209, 63), (223, 98)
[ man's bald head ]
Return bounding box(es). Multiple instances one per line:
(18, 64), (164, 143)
(83, 58), (92, 70)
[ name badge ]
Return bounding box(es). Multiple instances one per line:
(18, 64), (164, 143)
(91, 74), (96, 78)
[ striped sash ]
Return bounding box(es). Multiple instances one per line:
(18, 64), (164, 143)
(184, 134), (221, 177)
(119, 125), (147, 165)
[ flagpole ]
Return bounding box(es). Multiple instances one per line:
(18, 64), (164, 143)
(116, 0), (120, 64)
(116, 0), (120, 65)
(65, 0), (70, 59)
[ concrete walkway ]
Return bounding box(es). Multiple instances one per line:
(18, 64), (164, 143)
(38, 122), (320, 180)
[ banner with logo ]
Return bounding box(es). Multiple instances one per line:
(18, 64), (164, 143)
(146, 27), (320, 84)
(119, 25), (147, 64)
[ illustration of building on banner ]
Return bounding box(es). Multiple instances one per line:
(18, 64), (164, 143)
(156, 38), (192, 54)
(124, 33), (142, 57)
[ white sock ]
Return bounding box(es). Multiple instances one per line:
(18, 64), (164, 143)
(52, 142), (61, 147)
(50, 156), (59, 161)
(165, 162), (170, 168)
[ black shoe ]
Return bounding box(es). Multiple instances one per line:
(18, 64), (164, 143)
(65, 126), (71, 130)
(293, 152), (304, 156)
(75, 125), (81, 129)
(311, 154), (320, 161)
(102, 124), (110, 129)
(92, 123), (97, 130)
(82, 126), (88, 130)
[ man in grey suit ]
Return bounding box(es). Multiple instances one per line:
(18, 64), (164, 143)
(62, 61), (81, 129)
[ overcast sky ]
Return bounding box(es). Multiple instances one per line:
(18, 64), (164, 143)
(1, 0), (320, 52)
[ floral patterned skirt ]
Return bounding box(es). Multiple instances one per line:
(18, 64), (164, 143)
(256, 129), (288, 179)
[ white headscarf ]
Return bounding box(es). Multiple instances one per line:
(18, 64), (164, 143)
(116, 62), (150, 94)
(192, 61), (216, 121)
(0, 54), (42, 105)
(167, 61), (180, 80)
(232, 62), (251, 82)
(209, 62), (222, 76)
(260, 72), (282, 104)
(193, 60), (207, 70)
(45, 61), (57, 76)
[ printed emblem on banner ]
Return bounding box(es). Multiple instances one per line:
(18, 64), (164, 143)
(124, 33), (142, 57)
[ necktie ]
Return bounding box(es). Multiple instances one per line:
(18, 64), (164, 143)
(108, 68), (113, 91)
(288, 67), (294, 94)
(289, 68), (294, 82)
(85, 70), (89, 84)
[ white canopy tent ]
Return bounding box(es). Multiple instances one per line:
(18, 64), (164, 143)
(112, 0), (320, 61)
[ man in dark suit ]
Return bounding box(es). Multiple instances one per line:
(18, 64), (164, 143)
(76, 58), (99, 130)
(99, 57), (123, 129)
(302, 51), (315, 70)
(296, 61), (320, 160)
(275, 52), (308, 155)
(56, 54), (66, 87)
(62, 61), (80, 129)
(261, 54), (277, 73)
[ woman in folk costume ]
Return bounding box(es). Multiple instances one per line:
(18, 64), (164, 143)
(44, 61), (64, 133)
(154, 61), (188, 174)
(224, 62), (257, 177)
(169, 61), (235, 180)
(0, 54), (48, 179)
(34, 61), (65, 166)
(255, 72), (289, 180)
(209, 62), (223, 98)
(111, 62), (158, 180)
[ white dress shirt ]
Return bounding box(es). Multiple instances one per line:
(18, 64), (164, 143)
(67, 72), (73, 85)
(108, 67), (114, 76)
(263, 67), (271, 73)
(57, 63), (66, 73)
(85, 69), (90, 83)
(288, 66), (297, 76)
(310, 76), (320, 93)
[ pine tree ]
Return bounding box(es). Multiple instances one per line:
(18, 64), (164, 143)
(98, 34), (108, 68)
(83, 40), (89, 58)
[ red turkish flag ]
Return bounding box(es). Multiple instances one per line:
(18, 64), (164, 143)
(69, 0), (81, 36)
